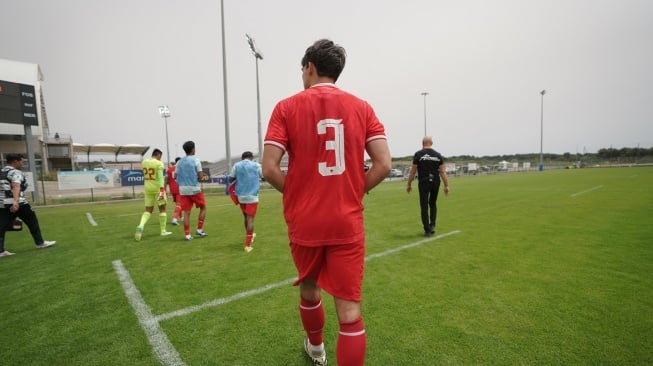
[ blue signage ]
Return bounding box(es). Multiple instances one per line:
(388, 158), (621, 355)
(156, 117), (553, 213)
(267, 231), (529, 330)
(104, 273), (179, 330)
(121, 170), (144, 186)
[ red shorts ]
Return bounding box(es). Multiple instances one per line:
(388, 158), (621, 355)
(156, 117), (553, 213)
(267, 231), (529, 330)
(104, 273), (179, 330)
(171, 192), (180, 203)
(179, 192), (206, 211)
(290, 239), (365, 302)
(240, 202), (258, 216)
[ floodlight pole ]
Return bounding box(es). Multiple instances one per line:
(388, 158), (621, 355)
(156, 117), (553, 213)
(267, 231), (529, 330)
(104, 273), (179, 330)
(220, 0), (232, 173)
(539, 90), (546, 171)
(420, 92), (429, 136)
(246, 33), (264, 161)
(158, 105), (171, 166)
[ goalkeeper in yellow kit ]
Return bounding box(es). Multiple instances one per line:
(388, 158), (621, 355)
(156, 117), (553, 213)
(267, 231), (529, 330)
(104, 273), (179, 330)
(135, 148), (172, 240)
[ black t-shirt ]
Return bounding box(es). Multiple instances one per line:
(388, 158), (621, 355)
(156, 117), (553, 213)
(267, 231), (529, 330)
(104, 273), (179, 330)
(412, 148), (445, 182)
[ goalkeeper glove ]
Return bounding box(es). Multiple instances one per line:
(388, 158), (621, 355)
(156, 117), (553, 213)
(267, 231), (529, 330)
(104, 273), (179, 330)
(158, 188), (166, 201)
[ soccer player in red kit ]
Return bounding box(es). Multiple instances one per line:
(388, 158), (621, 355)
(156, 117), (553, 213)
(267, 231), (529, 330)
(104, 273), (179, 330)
(262, 39), (391, 366)
(165, 157), (183, 226)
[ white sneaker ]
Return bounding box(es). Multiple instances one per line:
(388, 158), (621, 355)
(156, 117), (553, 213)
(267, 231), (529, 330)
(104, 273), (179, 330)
(160, 231), (173, 237)
(36, 241), (56, 249)
(0, 251), (15, 257)
(185, 235), (194, 241)
(195, 230), (208, 238)
(304, 337), (327, 366)
(171, 220), (179, 226)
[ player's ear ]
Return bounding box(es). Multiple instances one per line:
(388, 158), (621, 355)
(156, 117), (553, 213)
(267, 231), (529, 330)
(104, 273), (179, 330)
(307, 62), (316, 75)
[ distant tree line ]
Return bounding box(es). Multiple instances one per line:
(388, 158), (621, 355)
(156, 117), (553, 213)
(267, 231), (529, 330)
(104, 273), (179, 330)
(596, 147), (653, 159)
(392, 146), (653, 166)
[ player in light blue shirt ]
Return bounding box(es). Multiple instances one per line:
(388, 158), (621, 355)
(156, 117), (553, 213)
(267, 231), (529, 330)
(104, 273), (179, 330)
(175, 141), (209, 240)
(229, 151), (262, 252)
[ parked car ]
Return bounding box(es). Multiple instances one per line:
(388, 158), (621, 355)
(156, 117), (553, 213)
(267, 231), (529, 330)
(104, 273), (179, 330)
(388, 168), (404, 177)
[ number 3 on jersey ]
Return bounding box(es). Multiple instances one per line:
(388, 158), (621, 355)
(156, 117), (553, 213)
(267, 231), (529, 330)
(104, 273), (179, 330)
(317, 119), (345, 176)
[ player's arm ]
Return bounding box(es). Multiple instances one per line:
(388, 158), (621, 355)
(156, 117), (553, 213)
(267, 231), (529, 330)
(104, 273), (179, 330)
(195, 160), (208, 181)
(365, 138), (392, 193)
(9, 180), (21, 212)
(157, 166), (166, 200)
(439, 164), (450, 196)
(406, 164), (418, 193)
(228, 165), (236, 183)
(262, 144), (285, 193)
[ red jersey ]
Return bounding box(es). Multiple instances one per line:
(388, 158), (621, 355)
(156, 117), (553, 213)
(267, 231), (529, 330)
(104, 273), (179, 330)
(264, 83), (387, 246)
(166, 165), (179, 194)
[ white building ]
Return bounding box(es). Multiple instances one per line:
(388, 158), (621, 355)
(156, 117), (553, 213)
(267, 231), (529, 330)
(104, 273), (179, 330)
(0, 58), (74, 174)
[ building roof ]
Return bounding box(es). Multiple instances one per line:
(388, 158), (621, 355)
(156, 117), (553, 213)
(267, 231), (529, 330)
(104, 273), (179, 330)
(0, 58), (43, 84)
(72, 143), (150, 159)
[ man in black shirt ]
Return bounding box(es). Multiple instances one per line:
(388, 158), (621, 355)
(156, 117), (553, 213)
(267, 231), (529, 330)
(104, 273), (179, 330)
(406, 137), (450, 236)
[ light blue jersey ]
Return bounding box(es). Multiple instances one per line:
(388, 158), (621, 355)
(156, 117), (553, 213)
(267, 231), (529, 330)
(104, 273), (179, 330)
(175, 156), (202, 195)
(229, 159), (262, 204)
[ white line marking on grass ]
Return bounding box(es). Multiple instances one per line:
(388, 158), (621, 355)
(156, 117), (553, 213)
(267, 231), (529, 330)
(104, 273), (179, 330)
(155, 230), (462, 322)
(570, 185), (603, 197)
(113, 260), (186, 366)
(366, 230), (461, 261)
(115, 230), (460, 364)
(155, 278), (296, 322)
(86, 212), (98, 226)
(116, 212), (143, 218)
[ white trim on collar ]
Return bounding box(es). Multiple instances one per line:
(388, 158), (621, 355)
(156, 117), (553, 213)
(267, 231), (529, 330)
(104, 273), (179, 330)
(310, 83), (337, 89)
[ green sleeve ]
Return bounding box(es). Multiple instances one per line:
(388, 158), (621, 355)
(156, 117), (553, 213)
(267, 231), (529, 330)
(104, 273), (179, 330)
(157, 163), (165, 188)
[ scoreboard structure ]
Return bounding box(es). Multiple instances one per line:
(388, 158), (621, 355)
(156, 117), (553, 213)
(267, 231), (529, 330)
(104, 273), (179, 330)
(0, 79), (39, 126)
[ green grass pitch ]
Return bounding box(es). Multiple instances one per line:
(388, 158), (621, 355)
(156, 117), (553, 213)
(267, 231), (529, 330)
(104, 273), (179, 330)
(1, 167), (651, 365)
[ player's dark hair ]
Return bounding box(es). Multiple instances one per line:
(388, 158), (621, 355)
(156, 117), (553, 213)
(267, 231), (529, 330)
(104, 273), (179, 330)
(182, 141), (195, 155)
(6, 153), (24, 164)
(301, 39), (346, 82)
(174, 157), (181, 163)
(242, 151), (253, 160)
(152, 148), (163, 157)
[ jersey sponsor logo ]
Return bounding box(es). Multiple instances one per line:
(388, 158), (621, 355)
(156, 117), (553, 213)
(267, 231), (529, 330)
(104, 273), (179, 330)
(419, 154), (441, 162)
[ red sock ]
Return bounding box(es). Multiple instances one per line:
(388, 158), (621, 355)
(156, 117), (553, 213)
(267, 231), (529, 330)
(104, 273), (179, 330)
(299, 297), (325, 346)
(197, 219), (204, 231)
(174, 204), (182, 220)
(337, 317), (366, 366)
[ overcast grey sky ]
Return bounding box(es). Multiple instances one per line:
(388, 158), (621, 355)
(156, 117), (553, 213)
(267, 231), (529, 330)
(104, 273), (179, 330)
(2, 0), (652, 162)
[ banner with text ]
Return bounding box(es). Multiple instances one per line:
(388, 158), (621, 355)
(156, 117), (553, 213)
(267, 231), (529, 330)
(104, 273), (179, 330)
(120, 170), (145, 186)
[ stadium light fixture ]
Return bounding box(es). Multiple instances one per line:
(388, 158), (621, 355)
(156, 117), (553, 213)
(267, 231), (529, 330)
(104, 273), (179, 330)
(539, 90), (546, 171)
(158, 105), (171, 166)
(420, 92), (429, 136)
(246, 33), (264, 161)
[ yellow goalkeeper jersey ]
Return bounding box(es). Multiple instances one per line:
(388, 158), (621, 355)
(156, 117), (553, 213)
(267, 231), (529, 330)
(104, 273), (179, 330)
(141, 158), (165, 192)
